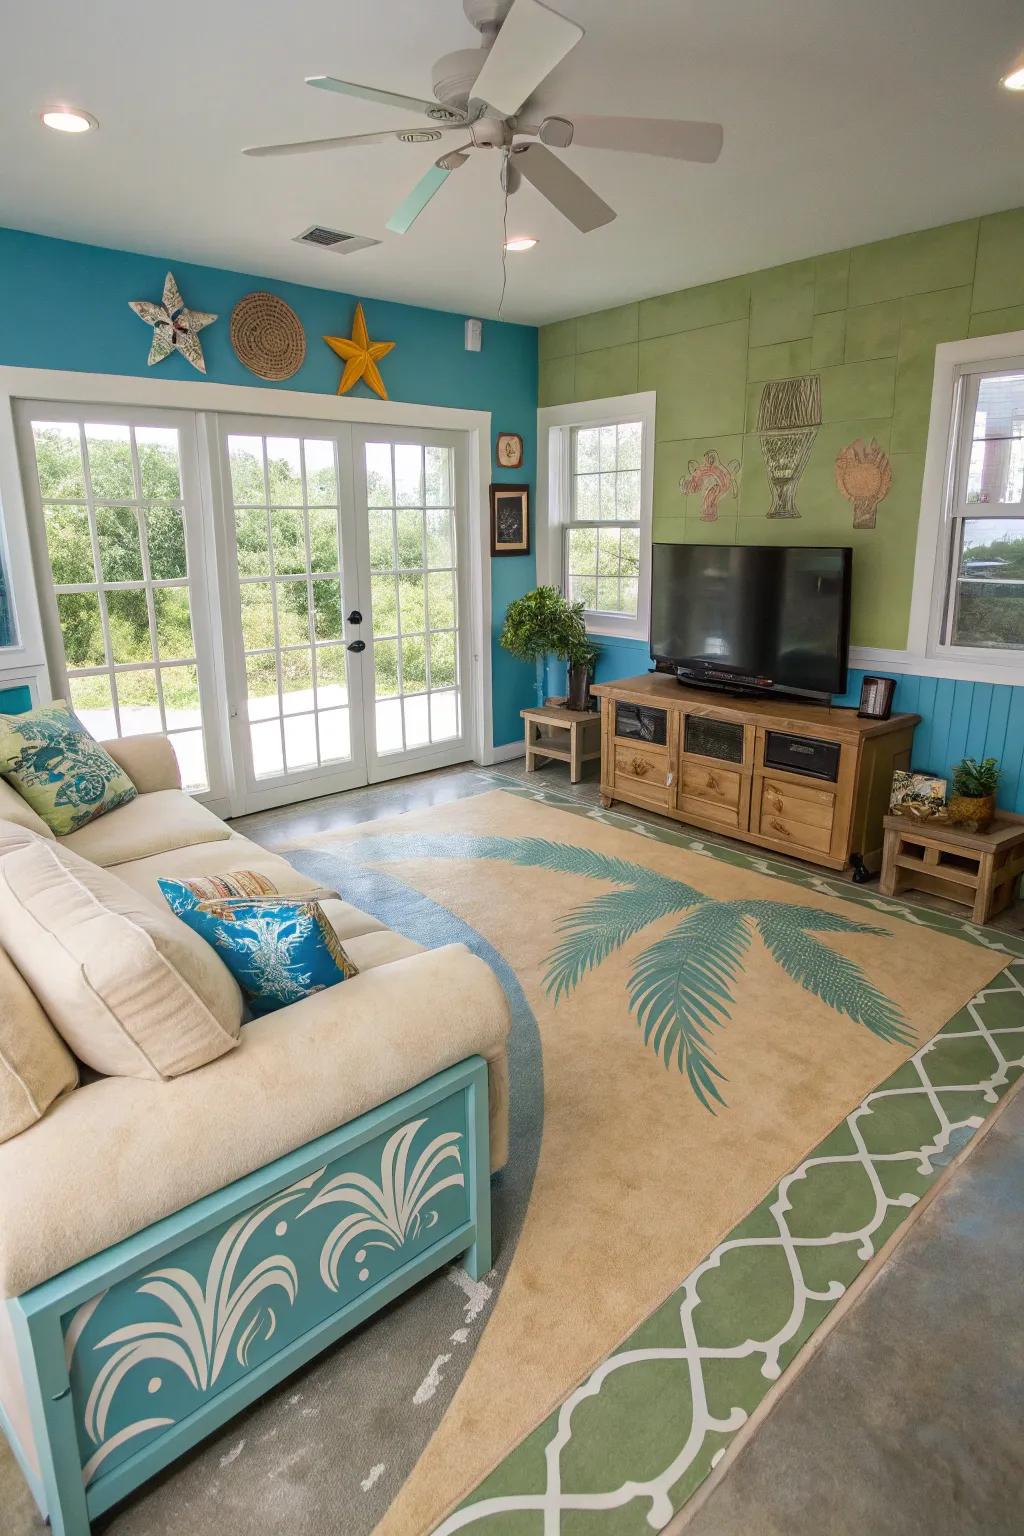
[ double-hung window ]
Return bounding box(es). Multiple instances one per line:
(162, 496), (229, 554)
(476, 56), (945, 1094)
(934, 361), (1024, 657)
(539, 393), (655, 642)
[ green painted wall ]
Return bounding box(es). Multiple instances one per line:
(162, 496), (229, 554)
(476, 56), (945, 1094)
(539, 206), (1024, 650)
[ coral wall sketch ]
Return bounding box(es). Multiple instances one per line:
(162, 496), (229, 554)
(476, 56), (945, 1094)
(681, 449), (741, 522)
(835, 438), (893, 529)
(756, 375), (821, 519)
(128, 272), (217, 373)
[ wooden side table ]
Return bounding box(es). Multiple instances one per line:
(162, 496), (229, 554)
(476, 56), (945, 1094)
(879, 812), (1024, 925)
(521, 704), (602, 784)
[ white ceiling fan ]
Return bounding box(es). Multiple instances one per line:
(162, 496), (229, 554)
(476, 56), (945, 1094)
(243, 0), (724, 236)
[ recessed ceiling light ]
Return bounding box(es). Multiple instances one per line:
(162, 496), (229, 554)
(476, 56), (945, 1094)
(1000, 51), (1024, 90)
(41, 107), (98, 134)
(504, 236), (538, 252)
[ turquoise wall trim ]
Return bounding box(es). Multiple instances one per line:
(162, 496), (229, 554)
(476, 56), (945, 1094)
(8, 1056), (491, 1535)
(580, 640), (1024, 814)
(0, 684), (32, 714)
(0, 226), (539, 747)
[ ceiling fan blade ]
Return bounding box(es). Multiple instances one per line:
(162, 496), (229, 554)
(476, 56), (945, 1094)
(307, 75), (467, 124)
(386, 163), (453, 234)
(514, 143), (615, 233)
(561, 115), (724, 163)
(243, 127), (453, 158)
(470, 0), (583, 117)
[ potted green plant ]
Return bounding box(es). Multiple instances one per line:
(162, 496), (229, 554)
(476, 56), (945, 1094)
(499, 586), (590, 707)
(948, 756), (1000, 831)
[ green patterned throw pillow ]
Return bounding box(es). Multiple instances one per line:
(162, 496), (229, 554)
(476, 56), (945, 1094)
(0, 702), (138, 836)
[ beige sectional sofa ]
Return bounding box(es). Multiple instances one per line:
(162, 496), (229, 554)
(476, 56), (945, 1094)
(0, 734), (511, 1532)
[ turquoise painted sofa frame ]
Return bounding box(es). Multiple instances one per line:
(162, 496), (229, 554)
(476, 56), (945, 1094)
(2, 1055), (491, 1536)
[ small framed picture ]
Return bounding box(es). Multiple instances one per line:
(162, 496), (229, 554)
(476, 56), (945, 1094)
(496, 432), (524, 469)
(857, 674), (896, 720)
(490, 484), (530, 556)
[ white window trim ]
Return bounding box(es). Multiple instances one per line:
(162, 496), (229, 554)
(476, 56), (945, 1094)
(537, 391), (656, 642)
(0, 366), (501, 787)
(908, 330), (1024, 680)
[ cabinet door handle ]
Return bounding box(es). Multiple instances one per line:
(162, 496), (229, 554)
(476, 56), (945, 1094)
(769, 817), (789, 836)
(631, 756), (650, 777)
(706, 774), (720, 791)
(769, 792), (784, 811)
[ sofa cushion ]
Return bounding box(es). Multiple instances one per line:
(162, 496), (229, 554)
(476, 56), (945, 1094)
(107, 831), (333, 907)
(0, 836), (242, 1079)
(0, 702), (137, 835)
(160, 882), (359, 1015)
(0, 942), (511, 1296)
(0, 946), (78, 1144)
(0, 777), (54, 840)
(59, 787), (230, 868)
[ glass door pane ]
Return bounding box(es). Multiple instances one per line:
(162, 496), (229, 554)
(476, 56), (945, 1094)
(222, 425), (367, 800)
(357, 432), (471, 778)
(24, 415), (213, 792)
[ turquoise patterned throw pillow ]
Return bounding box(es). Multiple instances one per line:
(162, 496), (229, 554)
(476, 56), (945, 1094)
(0, 702), (137, 836)
(159, 880), (358, 1016)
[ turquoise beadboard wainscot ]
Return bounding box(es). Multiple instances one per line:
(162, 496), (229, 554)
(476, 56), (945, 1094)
(5, 1056), (491, 1536)
(0, 685), (32, 715)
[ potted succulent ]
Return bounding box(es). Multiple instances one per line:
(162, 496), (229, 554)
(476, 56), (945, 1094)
(499, 586), (592, 707)
(948, 756), (1000, 832)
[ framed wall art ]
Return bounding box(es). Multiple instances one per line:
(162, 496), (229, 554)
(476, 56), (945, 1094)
(496, 432), (524, 469)
(490, 484), (530, 556)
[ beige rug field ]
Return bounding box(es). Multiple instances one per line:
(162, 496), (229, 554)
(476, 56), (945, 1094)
(299, 790), (1005, 1535)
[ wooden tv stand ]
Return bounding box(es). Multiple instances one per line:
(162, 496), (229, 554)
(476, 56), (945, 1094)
(590, 674), (920, 873)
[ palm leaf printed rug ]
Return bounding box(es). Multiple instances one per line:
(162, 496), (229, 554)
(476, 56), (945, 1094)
(283, 785), (1022, 1536)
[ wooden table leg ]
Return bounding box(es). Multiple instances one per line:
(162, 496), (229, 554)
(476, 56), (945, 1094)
(525, 720), (537, 773)
(569, 722), (582, 783)
(879, 827), (899, 897)
(973, 850), (996, 925)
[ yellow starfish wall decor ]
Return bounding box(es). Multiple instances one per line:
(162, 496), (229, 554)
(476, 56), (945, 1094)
(323, 302), (395, 399)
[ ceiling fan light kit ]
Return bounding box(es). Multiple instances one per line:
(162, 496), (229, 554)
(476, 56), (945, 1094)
(246, 0), (724, 244)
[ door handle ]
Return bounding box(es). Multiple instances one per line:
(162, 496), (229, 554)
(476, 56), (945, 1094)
(347, 610), (363, 625)
(346, 638), (366, 653)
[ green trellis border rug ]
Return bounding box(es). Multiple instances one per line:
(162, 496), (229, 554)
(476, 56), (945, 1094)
(432, 774), (1024, 1535)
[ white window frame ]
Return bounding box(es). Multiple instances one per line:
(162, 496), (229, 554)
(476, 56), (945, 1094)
(537, 391), (656, 642)
(909, 330), (1024, 678)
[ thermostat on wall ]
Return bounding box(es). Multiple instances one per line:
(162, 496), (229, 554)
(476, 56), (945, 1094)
(464, 318), (482, 352)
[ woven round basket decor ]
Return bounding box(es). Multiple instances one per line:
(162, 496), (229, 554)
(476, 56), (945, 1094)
(230, 291), (306, 380)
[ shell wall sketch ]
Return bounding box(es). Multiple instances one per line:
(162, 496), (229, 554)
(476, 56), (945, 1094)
(835, 437), (893, 528)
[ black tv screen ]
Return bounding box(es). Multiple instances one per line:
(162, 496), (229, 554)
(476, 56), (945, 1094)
(650, 544), (852, 700)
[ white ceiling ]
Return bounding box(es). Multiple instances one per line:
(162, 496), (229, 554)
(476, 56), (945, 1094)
(3, 0), (1023, 326)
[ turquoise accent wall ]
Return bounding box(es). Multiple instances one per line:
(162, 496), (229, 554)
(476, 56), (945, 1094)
(0, 226), (538, 747)
(581, 639), (1024, 814)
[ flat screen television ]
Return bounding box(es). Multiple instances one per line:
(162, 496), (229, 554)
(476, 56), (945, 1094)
(650, 544), (852, 702)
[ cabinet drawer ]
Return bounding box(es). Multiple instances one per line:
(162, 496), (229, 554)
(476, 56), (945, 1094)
(679, 760), (742, 809)
(760, 776), (835, 829)
(614, 743), (670, 790)
(677, 792), (742, 830)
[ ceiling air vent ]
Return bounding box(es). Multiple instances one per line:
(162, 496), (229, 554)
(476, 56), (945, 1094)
(294, 225), (381, 256)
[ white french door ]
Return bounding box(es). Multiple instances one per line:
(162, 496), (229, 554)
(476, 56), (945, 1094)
(17, 404), (225, 798)
(216, 418), (474, 813)
(353, 426), (474, 785)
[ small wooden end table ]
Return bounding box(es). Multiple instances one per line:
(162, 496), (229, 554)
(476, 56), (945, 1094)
(879, 812), (1024, 925)
(521, 703), (602, 784)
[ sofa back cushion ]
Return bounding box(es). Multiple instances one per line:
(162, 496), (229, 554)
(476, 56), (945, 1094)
(0, 777), (54, 840)
(0, 702), (137, 835)
(0, 946), (78, 1144)
(0, 833), (242, 1079)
